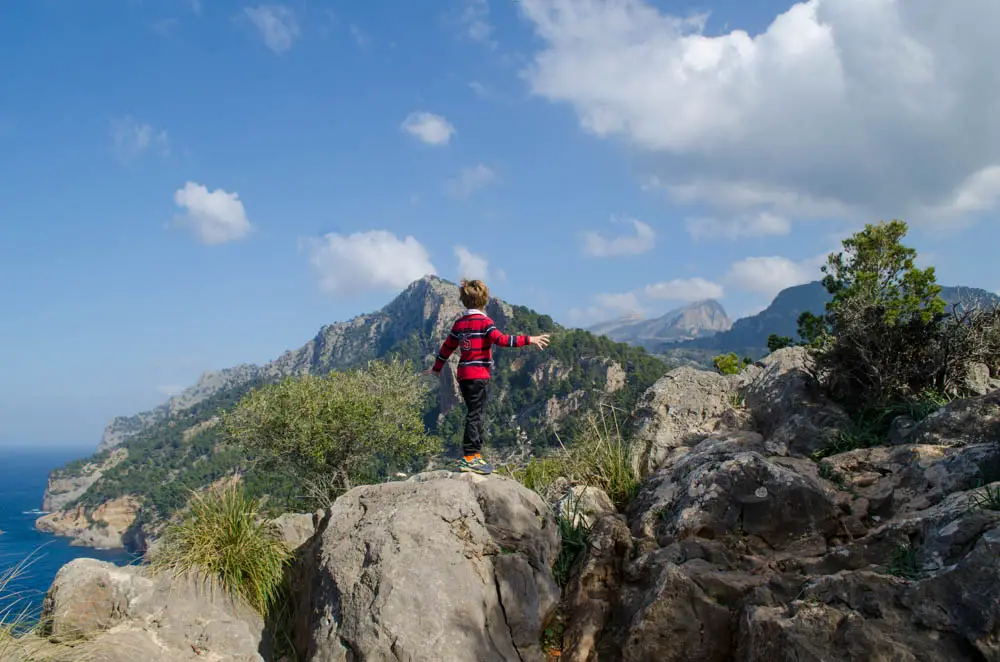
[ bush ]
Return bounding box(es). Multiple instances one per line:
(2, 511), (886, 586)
(801, 220), (1000, 410)
(223, 358), (440, 499)
(713, 352), (753, 376)
(150, 479), (291, 614)
(767, 334), (795, 353)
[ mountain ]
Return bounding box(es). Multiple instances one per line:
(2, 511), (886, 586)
(587, 300), (732, 349)
(672, 282), (1000, 357)
(40, 275), (670, 550)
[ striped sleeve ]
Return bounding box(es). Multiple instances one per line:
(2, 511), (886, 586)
(485, 319), (529, 349)
(432, 327), (461, 372)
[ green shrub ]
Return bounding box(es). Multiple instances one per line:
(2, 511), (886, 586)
(971, 483), (1000, 511)
(150, 480), (291, 614)
(572, 409), (640, 511)
(712, 353), (753, 376)
(767, 334), (795, 353)
(552, 512), (590, 588)
(223, 358), (440, 499)
(888, 542), (921, 579)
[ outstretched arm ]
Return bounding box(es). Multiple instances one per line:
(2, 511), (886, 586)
(487, 324), (550, 350)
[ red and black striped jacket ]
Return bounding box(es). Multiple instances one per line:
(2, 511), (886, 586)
(432, 309), (530, 381)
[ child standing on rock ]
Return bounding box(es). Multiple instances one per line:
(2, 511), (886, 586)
(426, 279), (550, 475)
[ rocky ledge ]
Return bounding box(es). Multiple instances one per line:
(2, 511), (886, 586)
(22, 348), (1000, 661)
(35, 495), (140, 550)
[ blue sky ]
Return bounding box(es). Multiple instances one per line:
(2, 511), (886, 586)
(1, 0), (998, 446)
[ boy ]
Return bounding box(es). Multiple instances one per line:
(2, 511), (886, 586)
(426, 279), (550, 475)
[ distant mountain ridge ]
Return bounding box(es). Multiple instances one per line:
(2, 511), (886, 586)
(586, 299), (732, 349)
(671, 282), (1000, 357)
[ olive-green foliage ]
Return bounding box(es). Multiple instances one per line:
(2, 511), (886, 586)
(223, 358), (440, 495)
(766, 334), (795, 353)
(797, 220), (998, 410)
(552, 512), (590, 589)
(712, 352), (753, 376)
(888, 543), (921, 579)
(971, 483), (1000, 511)
(150, 480), (291, 614)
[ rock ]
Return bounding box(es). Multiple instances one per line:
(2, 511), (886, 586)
(270, 513), (316, 552)
(618, 563), (733, 662)
(743, 347), (851, 458)
(888, 415), (917, 445)
(35, 496), (140, 550)
(630, 432), (838, 549)
(295, 471), (560, 662)
(560, 515), (633, 662)
(630, 367), (752, 476)
(38, 558), (264, 661)
(555, 485), (616, 528)
(909, 390), (1000, 447)
(965, 362), (994, 396)
(903, 525), (1000, 659)
(41, 447), (128, 512)
(737, 571), (981, 661)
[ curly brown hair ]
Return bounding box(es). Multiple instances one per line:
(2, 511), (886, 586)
(459, 279), (489, 309)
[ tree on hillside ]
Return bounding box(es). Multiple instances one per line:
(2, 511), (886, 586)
(222, 358), (440, 501)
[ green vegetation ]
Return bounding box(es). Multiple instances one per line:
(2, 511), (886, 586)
(552, 512), (590, 588)
(712, 352), (753, 375)
(971, 483), (1000, 511)
(766, 334), (796, 353)
(223, 358), (439, 500)
(793, 220), (999, 410)
(150, 480), (291, 614)
(888, 542), (921, 580)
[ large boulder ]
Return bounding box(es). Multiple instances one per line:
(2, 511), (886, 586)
(629, 432), (839, 550)
(37, 558), (265, 661)
(630, 367), (752, 476)
(295, 471), (561, 662)
(742, 347), (851, 458)
(908, 390), (1000, 447)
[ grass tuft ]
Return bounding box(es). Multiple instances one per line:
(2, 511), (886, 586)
(970, 483), (1000, 512)
(888, 542), (921, 579)
(150, 478), (291, 615)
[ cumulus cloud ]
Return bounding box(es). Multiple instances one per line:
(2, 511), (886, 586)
(455, 246), (490, 280)
(685, 212), (791, 241)
(244, 5), (299, 53)
(307, 230), (436, 295)
(644, 277), (725, 301)
(594, 292), (643, 314)
(446, 164), (497, 198)
(111, 116), (168, 164)
(172, 182), (252, 245)
(460, 0), (496, 48)
(581, 217), (655, 257)
(401, 112), (455, 146)
(724, 255), (826, 298)
(519, 0), (1000, 228)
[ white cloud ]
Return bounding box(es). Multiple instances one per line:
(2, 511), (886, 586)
(350, 24), (371, 48)
(307, 230), (436, 295)
(461, 0), (496, 48)
(401, 112), (455, 146)
(594, 292), (643, 314)
(582, 217), (655, 257)
(244, 5), (299, 53)
(519, 0), (1000, 229)
(724, 255), (826, 298)
(190, 0), (202, 16)
(469, 81), (489, 98)
(455, 246), (490, 280)
(685, 212), (791, 241)
(172, 182), (252, 245)
(644, 277), (725, 301)
(446, 164), (497, 198)
(111, 116), (168, 164)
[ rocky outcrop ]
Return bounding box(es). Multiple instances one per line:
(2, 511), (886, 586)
(36, 558), (265, 661)
(292, 471), (561, 662)
(41, 448), (127, 512)
(35, 496), (140, 550)
(555, 357), (1000, 661)
(630, 347), (850, 474)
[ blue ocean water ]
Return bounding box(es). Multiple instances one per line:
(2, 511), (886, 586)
(0, 447), (134, 620)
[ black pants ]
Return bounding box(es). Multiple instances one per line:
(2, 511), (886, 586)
(459, 379), (491, 456)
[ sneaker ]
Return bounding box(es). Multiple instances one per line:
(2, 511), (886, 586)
(458, 454), (494, 475)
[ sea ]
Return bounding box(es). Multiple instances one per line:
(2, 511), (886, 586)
(0, 447), (136, 621)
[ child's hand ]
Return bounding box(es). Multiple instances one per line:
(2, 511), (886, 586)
(422, 368), (437, 376)
(529, 334), (551, 349)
